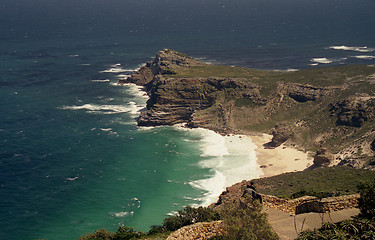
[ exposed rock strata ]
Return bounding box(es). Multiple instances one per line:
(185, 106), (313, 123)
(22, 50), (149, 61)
(120, 49), (375, 169)
(330, 96), (375, 127)
(278, 82), (332, 103)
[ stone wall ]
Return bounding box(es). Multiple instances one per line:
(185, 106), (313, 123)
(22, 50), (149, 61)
(166, 221), (225, 240)
(262, 194), (360, 215)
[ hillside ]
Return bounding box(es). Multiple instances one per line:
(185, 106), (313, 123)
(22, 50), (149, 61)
(120, 49), (375, 170)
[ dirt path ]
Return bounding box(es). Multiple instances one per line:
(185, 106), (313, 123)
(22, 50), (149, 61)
(265, 208), (360, 240)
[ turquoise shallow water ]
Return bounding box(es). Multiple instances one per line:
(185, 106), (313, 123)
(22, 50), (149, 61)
(1, 0), (374, 239)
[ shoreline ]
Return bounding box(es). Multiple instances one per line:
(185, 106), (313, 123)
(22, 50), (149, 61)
(125, 82), (313, 206)
(250, 134), (313, 178)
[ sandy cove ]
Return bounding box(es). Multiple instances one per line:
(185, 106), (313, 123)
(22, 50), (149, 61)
(250, 134), (314, 178)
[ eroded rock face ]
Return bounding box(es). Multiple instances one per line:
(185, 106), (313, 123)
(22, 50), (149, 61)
(330, 97), (375, 127)
(137, 76), (256, 126)
(278, 83), (331, 102)
(313, 148), (333, 167)
(266, 123), (294, 148)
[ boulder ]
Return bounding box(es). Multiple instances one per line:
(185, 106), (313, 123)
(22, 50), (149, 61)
(313, 148), (333, 167)
(266, 123), (294, 148)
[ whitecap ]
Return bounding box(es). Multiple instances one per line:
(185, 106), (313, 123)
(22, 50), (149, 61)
(60, 103), (142, 115)
(329, 45), (375, 53)
(66, 176), (78, 181)
(311, 58), (333, 64)
(100, 128), (112, 132)
(117, 74), (131, 80)
(100, 67), (129, 73)
(91, 79), (110, 83)
(352, 55), (375, 59)
(111, 211), (130, 218)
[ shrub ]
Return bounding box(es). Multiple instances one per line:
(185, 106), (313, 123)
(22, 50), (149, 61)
(358, 181), (375, 220)
(219, 196), (279, 240)
(113, 226), (143, 240)
(79, 229), (115, 240)
(162, 206), (221, 231)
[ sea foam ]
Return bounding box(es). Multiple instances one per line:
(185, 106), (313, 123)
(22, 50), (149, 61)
(311, 58), (333, 64)
(60, 103), (142, 115)
(353, 55), (375, 59)
(329, 45), (375, 52)
(184, 128), (261, 206)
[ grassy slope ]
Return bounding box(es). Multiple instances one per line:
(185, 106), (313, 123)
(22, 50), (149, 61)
(173, 64), (375, 154)
(252, 166), (375, 199)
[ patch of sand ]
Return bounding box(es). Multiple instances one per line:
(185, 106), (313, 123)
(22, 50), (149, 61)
(251, 134), (314, 178)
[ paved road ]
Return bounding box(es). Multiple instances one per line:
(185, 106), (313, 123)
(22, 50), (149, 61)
(265, 208), (360, 240)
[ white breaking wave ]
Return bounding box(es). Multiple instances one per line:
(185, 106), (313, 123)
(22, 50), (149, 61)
(60, 103), (142, 115)
(100, 63), (144, 74)
(91, 79), (110, 82)
(352, 55), (375, 59)
(179, 127), (262, 206)
(111, 211), (133, 218)
(117, 74), (131, 80)
(329, 45), (375, 53)
(311, 58), (333, 64)
(100, 67), (129, 73)
(66, 176), (78, 181)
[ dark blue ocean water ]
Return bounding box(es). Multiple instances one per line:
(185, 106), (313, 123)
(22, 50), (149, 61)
(1, 0), (374, 239)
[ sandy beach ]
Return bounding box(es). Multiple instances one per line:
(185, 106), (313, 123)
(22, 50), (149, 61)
(251, 134), (314, 178)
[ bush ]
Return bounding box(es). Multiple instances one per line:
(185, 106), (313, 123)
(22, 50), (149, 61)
(162, 206), (221, 231)
(219, 196), (279, 240)
(358, 181), (375, 220)
(296, 182), (375, 240)
(113, 226), (143, 240)
(79, 229), (115, 240)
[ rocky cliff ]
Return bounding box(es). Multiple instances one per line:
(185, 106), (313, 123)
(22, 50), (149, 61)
(120, 49), (375, 169)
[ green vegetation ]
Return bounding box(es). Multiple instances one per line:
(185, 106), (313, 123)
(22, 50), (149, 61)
(252, 166), (375, 199)
(162, 206), (221, 231)
(78, 206), (219, 240)
(172, 63), (375, 87)
(217, 196), (279, 240)
(78, 198), (279, 240)
(172, 65), (272, 79)
(358, 181), (375, 220)
(296, 181), (375, 239)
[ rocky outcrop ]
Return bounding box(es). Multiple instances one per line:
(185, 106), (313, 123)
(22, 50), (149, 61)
(137, 76), (256, 127)
(313, 148), (334, 167)
(119, 49), (375, 169)
(265, 123), (294, 148)
(330, 97), (375, 127)
(119, 49), (206, 87)
(278, 83), (331, 102)
(166, 221), (225, 240)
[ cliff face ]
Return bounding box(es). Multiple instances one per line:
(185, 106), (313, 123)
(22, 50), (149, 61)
(120, 49), (375, 169)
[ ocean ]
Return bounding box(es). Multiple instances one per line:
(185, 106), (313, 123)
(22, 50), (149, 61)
(0, 0), (374, 239)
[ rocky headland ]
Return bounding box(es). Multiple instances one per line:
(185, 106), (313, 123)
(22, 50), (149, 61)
(120, 49), (375, 170)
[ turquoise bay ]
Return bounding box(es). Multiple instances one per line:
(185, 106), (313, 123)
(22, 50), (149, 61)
(1, 1), (374, 239)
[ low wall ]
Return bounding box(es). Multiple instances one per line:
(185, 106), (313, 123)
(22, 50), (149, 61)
(166, 221), (225, 240)
(262, 194), (360, 215)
